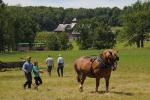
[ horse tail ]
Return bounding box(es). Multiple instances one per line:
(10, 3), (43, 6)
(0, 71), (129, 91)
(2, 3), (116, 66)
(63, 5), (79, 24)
(74, 62), (81, 83)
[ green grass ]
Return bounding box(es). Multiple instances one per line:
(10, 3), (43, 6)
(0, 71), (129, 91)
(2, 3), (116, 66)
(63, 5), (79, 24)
(0, 49), (150, 100)
(71, 40), (79, 51)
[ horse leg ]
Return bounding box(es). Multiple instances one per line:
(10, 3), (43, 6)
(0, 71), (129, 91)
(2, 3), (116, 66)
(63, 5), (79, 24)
(95, 77), (100, 92)
(79, 74), (86, 92)
(105, 76), (110, 93)
(76, 74), (81, 83)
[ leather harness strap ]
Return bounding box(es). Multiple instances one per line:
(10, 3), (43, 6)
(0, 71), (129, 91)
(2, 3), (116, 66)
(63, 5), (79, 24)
(88, 55), (115, 76)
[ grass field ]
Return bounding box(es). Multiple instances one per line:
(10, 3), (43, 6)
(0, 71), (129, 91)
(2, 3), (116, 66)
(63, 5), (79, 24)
(0, 48), (150, 100)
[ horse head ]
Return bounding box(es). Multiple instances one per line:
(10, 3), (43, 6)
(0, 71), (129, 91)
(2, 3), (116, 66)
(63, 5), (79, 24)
(101, 49), (119, 71)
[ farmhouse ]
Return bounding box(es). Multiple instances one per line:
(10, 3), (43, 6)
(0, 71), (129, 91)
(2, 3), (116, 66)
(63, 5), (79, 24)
(54, 18), (80, 40)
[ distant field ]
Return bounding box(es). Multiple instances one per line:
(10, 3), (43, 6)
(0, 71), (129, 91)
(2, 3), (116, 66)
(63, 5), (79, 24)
(0, 49), (150, 100)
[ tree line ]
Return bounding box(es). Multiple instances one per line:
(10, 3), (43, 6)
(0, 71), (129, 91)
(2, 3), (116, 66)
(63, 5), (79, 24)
(0, 0), (150, 52)
(121, 1), (150, 48)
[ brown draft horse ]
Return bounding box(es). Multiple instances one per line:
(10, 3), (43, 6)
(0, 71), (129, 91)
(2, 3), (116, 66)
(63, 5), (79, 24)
(74, 49), (119, 92)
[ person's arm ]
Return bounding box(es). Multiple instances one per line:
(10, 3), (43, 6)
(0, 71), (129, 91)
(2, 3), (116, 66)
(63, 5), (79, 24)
(62, 58), (64, 66)
(57, 58), (59, 64)
(22, 63), (28, 73)
(33, 66), (39, 73)
(52, 59), (54, 68)
(45, 59), (47, 64)
(37, 66), (44, 73)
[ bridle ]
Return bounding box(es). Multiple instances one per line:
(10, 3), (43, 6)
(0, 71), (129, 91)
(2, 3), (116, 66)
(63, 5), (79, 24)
(97, 53), (119, 71)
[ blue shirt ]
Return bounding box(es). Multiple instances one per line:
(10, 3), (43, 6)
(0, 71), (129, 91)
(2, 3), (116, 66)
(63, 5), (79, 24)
(22, 61), (33, 73)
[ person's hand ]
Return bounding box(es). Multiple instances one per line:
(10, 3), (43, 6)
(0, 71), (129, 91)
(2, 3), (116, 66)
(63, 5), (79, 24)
(39, 70), (44, 73)
(25, 71), (28, 74)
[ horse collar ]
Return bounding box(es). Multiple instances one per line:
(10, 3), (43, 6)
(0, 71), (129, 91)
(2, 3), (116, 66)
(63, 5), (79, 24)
(97, 56), (105, 68)
(97, 55), (111, 68)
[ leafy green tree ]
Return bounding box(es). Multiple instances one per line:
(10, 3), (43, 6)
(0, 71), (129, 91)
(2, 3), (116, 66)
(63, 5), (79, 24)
(11, 8), (39, 50)
(58, 32), (69, 50)
(0, 1), (14, 52)
(34, 31), (50, 43)
(0, 2), (5, 52)
(47, 32), (70, 50)
(0, 2), (123, 52)
(47, 33), (61, 50)
(94, 27), (116, 49)
(74, 19), (92, 49)
(75, 18), (116, 50)
(122, 1), (150, 48)
(109, 7), (122, 26)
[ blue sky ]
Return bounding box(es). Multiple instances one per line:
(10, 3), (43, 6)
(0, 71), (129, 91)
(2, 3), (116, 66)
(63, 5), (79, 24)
(3, 0), (139, 9)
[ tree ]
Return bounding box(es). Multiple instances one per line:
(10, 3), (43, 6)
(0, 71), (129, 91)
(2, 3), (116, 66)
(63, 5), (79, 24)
(47, 33), (61, 50)
(0, 1), (12, 52)
(34, 31), (50, 43)
(47, 32), (70, 50)
(0, 3), (123, 52)
(109, 7), (122, 26)
(75, 18), (116, 50)
(94, 27), (116, 49)
(58, 32), (69, 50)
(74, 19), (92, 49)
(11, 7), (39, 50)
(122, 1), (150, 48)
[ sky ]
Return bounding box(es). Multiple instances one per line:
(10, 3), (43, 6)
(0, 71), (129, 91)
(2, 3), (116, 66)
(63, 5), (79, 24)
(3, 0), (139, 9)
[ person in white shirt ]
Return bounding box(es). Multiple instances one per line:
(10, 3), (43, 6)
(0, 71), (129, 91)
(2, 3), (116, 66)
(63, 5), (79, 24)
(57, 54), (64, 77)
(46, 55), (54, 76)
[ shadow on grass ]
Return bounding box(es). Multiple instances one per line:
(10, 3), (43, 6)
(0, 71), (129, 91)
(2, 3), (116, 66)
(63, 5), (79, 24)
(63, 75), (72, 77)
(90, 91), (106, 94)
(90, 90), (134, 96)
(111, 91), (134, 96)
(47, 88), (52, 91)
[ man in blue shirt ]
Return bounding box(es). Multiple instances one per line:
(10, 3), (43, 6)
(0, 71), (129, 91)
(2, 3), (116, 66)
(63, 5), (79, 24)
(22, 56), (33, 89)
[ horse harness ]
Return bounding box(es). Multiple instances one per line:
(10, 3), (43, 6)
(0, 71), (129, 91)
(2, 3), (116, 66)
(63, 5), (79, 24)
(89, 55), (115, 76)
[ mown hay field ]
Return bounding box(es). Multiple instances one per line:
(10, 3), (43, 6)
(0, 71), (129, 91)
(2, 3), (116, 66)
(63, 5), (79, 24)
(0, 48), (150, 100)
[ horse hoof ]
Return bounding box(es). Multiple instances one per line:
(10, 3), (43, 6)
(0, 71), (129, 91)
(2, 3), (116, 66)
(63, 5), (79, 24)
(95, 91), (99, 93)
(79, 87), (83, 92)
(79, 89), (83, 92)
(106, 90), (109, 93)
(105, 93), (109, 95)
